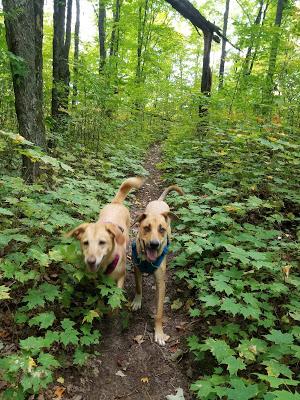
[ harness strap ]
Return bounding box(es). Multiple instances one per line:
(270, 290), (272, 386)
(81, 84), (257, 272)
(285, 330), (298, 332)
(132, 239), (170, 274)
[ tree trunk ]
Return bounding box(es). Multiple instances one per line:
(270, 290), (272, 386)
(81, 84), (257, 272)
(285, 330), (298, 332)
(3, 0), (46, 182)
(136, 0), (149, 84)
(110, 0), (121, 58)
(263, 0), (285, 108)
(218, 0), (230, 89)
(199, 31), (213, 116)
(201, 31), (213, 95)
(72, 0), (80, 107)
(51, 0), (73, 123)
(98, 0), (106, 73)
(248, 0), (269, 75)
(243, 0), (263, 76)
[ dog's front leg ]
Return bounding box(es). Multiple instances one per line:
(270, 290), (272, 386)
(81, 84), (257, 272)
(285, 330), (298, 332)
(154, 264), (169, 346)
(132, 266), (142, 310)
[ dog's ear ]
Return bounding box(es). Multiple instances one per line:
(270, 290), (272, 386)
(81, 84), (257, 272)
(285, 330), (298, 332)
(105, 223), (125, 246)
(65, 223), (89, 240)
(162, 211), (179, 221)
(132, 213), (147, 226)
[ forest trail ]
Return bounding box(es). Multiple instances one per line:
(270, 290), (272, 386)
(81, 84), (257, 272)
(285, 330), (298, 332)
(63, 144), (195, 400)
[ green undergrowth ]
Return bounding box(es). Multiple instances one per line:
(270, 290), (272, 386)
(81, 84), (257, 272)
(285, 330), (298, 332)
(0, 125), (151, 398)
(161, 119), (300, 399)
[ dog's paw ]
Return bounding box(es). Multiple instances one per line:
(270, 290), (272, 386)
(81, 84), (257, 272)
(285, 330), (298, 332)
(131, 294), (142, 311)
(154, 331), (170, 346)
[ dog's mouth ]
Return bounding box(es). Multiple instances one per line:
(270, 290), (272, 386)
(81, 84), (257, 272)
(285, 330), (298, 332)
(145, 248), (159, 262)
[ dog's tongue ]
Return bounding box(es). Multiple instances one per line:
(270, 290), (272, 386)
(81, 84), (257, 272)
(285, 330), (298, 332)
(146, 248), (158, 262)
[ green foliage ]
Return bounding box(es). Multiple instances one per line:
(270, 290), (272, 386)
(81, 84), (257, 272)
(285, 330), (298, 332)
(162, 113), (300, 398)
(0, 128), (149, 397)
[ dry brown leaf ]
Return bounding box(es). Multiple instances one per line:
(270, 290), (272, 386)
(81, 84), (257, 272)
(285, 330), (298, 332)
(133, 334), (145, 345)
(54, 386), (65, 400)
(282, 265), (291, 279)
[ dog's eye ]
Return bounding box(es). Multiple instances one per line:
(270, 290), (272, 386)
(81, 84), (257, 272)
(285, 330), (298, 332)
(159, 226), (166, 234)
(83, 240), (89, 246)
(144, 225), (151, 233)
(99, 240), (106, 246)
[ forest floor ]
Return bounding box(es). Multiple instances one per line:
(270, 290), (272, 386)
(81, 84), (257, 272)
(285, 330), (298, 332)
(55, 144), (197, 400)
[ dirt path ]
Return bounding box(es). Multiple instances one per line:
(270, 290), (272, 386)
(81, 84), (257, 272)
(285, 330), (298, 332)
(64, 144), (195, 400)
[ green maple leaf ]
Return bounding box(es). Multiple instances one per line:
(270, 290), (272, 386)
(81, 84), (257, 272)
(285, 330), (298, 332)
(264, 329), (294, 345)
(205, 338), (234, 362)
(38, 352), (60, 369)
(39, 283), (60, 302)
(190, 380), (215, 398)
(73, 348), (89, 366)
(211, 280), (234, 295)
(220, 298), (241, 316)
(23, 288), (45, 310)
(256, 374), (299, 388)
(263, 359), (293, 379)
(272, 390), (300, 400)
(60, 318), (79, 346)
(223, 356), (246, 376)
(224, 378), (259, 400)
(29, 312), (56, 329)
(199, 294), (221, 307)
(19, 336), (46, 355)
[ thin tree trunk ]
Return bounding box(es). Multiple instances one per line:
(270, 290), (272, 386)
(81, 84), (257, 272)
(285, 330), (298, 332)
(110, 0), (121, 57)
(109, 0), (122, 93)
(243, 0), (263, 76)
(248, 0), (269, 74)
(218, 0), (230, 89)
(201, 31), (213, 95)
(98, 0), (106, 73)
(72, 0), (80, 107)
(3, 0), (46, 182)
(136, 0), (149, 84)
(263, 0), (285, 108)
(51, 0), (72, 122)
(199, 31), (213, 116)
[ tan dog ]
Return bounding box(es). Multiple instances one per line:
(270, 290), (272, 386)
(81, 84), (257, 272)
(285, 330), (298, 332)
(66, 177), (143, 288)
(132, 185), (184, 345)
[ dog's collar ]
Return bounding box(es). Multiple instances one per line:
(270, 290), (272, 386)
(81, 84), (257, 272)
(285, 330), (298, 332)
(131, 240), (170, 274)
(104, 254), (120, 275)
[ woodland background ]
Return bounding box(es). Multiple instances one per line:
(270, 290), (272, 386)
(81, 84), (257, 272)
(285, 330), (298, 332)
(0, 0), (299, 399)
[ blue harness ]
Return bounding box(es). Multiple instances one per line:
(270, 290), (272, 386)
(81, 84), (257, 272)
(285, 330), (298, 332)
(131, 240), (170, 274)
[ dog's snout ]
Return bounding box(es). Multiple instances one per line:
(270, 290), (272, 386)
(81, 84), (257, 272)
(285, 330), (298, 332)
(149, 240), (160, 249)
(87, 256), (96, 266)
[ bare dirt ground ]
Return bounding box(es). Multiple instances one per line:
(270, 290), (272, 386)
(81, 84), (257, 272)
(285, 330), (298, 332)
(61, 144), (197, 400)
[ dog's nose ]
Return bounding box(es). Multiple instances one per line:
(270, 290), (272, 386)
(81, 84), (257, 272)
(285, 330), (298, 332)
(87, 256), (96, 266)
(149, 240), (160, 249)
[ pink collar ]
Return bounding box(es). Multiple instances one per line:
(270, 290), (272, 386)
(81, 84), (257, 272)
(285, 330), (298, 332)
(104, 254), (120, 275)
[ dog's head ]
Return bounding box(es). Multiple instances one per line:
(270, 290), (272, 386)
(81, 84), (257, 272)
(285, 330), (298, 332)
(137, 212), (175, 262)
(66, 222), (125, 273)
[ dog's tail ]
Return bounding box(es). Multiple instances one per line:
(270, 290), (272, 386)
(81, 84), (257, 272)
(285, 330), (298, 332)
(158, 185), (184, 201)
(112, 177), (144, 204)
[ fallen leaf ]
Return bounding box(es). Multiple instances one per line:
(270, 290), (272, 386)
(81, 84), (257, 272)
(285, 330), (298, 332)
(54, 386), (65, 400)
(57, 377), (65, 384)
(116, 370), (126, 377)
(171, 299), (183, 311)
(176, 322), (188, 331)
(133, 334), (145, 345)
(166, 387), (185, 399)
(0, 330), (10, 339)
(282, 265), (291, 280)
(141, 377), (149, 384)
(27, 357), (36, 373)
